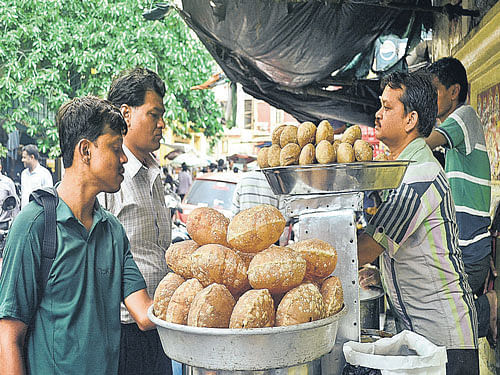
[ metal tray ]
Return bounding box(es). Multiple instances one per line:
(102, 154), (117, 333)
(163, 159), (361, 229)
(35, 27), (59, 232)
(261, 161), (411, 195)
(149, 305), (346, 371)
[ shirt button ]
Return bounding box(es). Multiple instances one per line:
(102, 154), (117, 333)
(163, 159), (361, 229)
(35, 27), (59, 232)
(377, 226), (384, 233)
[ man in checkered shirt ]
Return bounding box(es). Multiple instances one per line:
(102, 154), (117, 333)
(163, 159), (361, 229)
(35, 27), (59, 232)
(99, 67), (172, 375)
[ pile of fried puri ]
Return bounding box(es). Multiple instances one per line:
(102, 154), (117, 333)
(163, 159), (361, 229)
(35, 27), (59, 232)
(258, 122), (388, 168)
(153, 204), (344, 329)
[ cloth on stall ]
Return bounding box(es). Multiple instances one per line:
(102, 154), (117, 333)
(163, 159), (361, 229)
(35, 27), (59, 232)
(179, 0), (430, 126)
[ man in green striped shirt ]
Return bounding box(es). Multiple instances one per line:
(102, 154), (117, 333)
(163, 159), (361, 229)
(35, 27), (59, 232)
(426, 57), (495, 345)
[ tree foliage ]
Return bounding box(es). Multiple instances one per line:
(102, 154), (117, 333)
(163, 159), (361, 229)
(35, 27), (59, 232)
(0, 0), (223, 158)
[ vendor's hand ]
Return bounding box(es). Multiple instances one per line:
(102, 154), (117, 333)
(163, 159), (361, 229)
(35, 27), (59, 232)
(359, 264), (381, 289)
(490, 255), (498, 278)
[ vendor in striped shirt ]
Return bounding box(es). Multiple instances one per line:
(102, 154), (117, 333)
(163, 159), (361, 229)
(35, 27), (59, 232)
(425, 57), (495, 346)
(358, 71), (478, 375)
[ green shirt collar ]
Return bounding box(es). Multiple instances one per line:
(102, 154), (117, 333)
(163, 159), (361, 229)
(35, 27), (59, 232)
(56, 196), (108, 225)
(397, 137), (427, 161)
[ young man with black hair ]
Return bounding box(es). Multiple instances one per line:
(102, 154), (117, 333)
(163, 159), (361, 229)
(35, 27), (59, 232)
(358, 71), (478, 374)
(100, 67), (172, 375)
(425, 57), (495, 345)
(0, 96), (154, 374)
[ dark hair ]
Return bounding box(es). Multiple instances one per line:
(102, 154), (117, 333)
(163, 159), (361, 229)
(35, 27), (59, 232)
(427, 57), (468, 103)
(22, 144), (40, 160)
(107, 67), (166, 107)
(181, 162), (188, 172)
(381, 71), (437, 137)
(56, 96), (127, 168)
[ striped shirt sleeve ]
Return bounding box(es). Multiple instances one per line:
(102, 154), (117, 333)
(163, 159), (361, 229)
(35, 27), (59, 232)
(436, 115), (465, 151)
(365, 184), (427, 256)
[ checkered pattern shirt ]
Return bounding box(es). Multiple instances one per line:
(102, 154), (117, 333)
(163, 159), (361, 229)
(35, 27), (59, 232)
(231, 170), (283, 216)
(99, 145), (171, 324)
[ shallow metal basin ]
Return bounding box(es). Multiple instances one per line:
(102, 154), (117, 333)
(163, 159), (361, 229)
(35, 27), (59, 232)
(261, 161), (411, 195)
(148, 305), (346, 371)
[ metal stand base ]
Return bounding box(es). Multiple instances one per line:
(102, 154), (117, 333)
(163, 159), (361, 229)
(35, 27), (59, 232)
(286, 193), (362, 375)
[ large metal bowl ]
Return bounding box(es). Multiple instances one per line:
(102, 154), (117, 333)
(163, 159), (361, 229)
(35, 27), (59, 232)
(149, 305), (346, 371)
(261, 161), (411, 195)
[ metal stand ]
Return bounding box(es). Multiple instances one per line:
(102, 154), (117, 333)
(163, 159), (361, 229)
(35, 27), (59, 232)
(285, 192), (362, 375)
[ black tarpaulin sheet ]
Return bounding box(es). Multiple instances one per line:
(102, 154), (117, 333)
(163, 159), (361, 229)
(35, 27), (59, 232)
(179, 0), (429, 127)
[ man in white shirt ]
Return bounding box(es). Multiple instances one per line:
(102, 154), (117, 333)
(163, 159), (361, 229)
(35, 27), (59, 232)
(99, 67), (172, 375)
(20, 144), (53, 208)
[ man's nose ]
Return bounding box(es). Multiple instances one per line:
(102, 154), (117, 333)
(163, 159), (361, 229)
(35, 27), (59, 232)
(158, 117), (166, 129)
(121, 151), (128, 164)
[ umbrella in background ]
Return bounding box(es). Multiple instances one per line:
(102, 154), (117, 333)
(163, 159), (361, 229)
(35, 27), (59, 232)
(170, 151), (211, 168)
(166, 149), (184, 160)
(227, 154), (256, 164)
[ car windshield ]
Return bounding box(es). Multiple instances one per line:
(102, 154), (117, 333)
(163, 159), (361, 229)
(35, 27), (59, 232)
(185, 179), (236, 210)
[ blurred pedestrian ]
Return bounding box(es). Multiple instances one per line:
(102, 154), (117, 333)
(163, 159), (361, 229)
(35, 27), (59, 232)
(20, 144), (53, 208)
(177, 162), (192, 200)
(232, 170), (282, 215)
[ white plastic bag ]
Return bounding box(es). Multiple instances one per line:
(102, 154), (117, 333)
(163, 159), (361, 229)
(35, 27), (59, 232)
(343, 330), (447, 375)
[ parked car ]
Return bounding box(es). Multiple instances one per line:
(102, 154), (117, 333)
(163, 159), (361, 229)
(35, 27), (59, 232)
(178, 172), (241, 223)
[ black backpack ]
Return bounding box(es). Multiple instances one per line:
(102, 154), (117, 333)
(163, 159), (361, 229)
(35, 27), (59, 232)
(29, 187), (58, 296)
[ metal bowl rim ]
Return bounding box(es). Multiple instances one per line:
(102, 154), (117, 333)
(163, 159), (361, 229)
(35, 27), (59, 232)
(148, 305), (346, 337)
(260, 160), (413, 173)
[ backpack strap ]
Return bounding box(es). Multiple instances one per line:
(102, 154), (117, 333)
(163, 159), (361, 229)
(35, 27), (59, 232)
(29, 187), (58, 295)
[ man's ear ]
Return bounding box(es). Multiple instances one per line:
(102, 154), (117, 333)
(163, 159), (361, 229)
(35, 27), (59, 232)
(77, 139), (92, 164)
(120, 104), (132, 127)
(450, 83), (461, 102)
(405, 111), (418, 133)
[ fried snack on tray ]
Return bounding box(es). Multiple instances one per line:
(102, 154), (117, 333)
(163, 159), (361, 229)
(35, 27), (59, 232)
(288, 239), (338, 280)
(165, 278), (203, 325)
(267, 144), (282, 167)
(353, 139), (374, 162)
(257, 147), (270, 168)
(316, 120), (334, 144)
(280, 143), (301, 166)
(297, 121), (317, 148)
(247, 245), (306, 294)
(276, 283), (325, 326)
(227, 204), (286, 253)
(153, 273), (185, 320)
(279, 125), (298, 148)
(190, 244), (248, 295)
(321, 276), (344, 316)
(316, 140), (336, 164)
(188, 283), (236, 328)
(186, 207), (229, 247)
(229, 289), (275, 329)
(299, 143), (316, 165)
(164, 240), (200, 279)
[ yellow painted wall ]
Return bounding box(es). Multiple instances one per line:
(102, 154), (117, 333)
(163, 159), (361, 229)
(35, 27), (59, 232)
(449, 5), (500, 374)
(452, 2), (500, 218)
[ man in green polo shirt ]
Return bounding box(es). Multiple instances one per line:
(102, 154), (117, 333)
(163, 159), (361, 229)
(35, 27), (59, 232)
(425, 57), (495, 345)
(0, 97), (156, 374)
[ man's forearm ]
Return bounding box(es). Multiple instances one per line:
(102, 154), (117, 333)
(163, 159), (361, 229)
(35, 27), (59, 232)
(124, 289), (156, 331)
(0, 343), (26, 375)
(425, 129), (447, 150)
(357, 232), (384, 266)
(0, 319), (27, 375)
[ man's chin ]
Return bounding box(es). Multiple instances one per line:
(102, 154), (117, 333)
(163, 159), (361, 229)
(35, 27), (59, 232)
(104, 185), (121, 194)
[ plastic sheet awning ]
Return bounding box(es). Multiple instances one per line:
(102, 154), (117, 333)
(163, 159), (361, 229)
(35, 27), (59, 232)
(179, 0), (430, 127)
